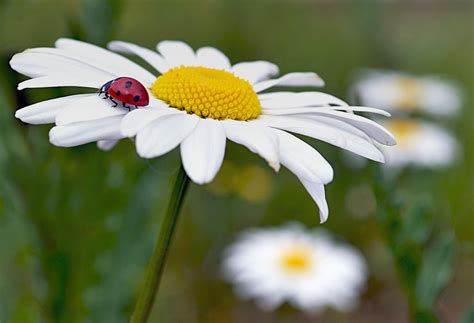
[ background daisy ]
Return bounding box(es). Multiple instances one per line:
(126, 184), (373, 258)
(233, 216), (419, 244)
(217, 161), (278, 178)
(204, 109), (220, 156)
(380, 119), (459, 169)
(351, 69), (462, 117)
(223, 223), (367, 313)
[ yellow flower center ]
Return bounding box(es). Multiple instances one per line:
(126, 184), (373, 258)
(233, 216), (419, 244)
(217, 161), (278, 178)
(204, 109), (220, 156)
(279, 245), (313, 274)
(395, 77), (423, 110)
(385, 119), (420, 145)
(152, 66), (261, 120)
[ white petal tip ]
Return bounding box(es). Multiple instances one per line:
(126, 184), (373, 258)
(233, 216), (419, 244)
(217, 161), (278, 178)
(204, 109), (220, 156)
(48, 130), (62, 147)
(190, 177), (208, 185)
(107, 41), (121, 51)
(386, 139), (397, 146)
(136, 151), (155, 160)
(319, 213), (328, 224)
(184, 171), (216, 186)
(269, 161), (280, 172)
(48, 127), (72, 147)
(14, 110), (23, 120)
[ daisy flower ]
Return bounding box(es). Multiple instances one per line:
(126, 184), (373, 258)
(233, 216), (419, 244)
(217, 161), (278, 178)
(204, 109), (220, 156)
(380, 119), (459, 169)
(352, 69), (462, 117)
(223, 223), (367, 313)
(11, 39), (396, 222)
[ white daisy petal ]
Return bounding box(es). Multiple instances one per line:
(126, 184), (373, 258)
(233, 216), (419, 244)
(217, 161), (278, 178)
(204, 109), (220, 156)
(108, 40), (169, 74)
(10, 49), (115, 80)
(157, 40), (196, 67)
(231, 61), (279, 84)
(276, 130), (333, 185)
(222, 120), (280, 171)
(55, 95), (127, 126)
(97, 140), (119, 151)
(55, 38), (156, 85)
(49, 115), (123, 147)
(120, 105), (180, 138)
(259, 91), (348, 108)
(300, 179), (329, 223)
(253, 72), (325, 93)
(305, 110), (396, 146)
(263, 105), (391, 117)
(136, 113), (199, 159)
(17, 75), (109, 90)
(180, 119), (226, 184)
(15, 94), (91, 124)
(262, 106), (395, 145)
(307, 115), (372, 141)
(196, 47), (231, 70)
(10, 49), (112, 90)
(330, 106), (391, 116)
(255, 115), (385, 162)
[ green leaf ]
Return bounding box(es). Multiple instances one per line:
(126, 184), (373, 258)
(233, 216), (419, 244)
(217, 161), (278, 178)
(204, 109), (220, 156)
(80, 0), (124, 45)
(415, 234), (455, 309)
(398, 198), (434, 245)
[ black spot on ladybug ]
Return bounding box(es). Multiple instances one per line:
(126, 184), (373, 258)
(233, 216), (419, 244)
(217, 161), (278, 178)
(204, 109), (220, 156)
(116, 90), (121, 96)
(125, 81), (133, 88)
(134, 95), (140, 102)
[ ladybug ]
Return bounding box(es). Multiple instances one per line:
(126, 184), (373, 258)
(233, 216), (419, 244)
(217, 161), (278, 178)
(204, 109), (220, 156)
(99, 77), (149, 109)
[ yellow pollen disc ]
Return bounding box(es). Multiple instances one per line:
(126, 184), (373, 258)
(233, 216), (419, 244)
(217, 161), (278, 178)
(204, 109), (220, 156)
(395, 77), (423, 110)
(152, 66), (261, 120)
(385, 120), (420, 145)
(279, 246), (313, 274)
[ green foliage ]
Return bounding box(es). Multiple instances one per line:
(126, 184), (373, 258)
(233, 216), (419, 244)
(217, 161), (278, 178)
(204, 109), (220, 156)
(374, 169), (456, 323)
(80, 0), (124, 45)
(460, 305), (474, 323)
(416, 234), (455, 309)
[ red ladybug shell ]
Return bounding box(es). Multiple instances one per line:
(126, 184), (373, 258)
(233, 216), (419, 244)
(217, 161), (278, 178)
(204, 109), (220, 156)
(108, 77), (149, 106)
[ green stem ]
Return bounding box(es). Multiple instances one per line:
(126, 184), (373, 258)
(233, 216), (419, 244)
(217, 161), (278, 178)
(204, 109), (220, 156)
(130, 165), (190, 323)
(373, 167), (438, 323)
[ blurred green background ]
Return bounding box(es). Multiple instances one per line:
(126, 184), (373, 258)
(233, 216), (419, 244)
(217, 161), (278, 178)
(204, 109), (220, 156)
(0, 0), (473, 322)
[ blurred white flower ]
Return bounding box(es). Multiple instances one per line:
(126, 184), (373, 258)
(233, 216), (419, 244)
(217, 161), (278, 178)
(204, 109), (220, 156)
(352, 70), (462, 117)
(11, 39), (396, 222)
(381, 119), (459, 168)
(223, 224), (367, 313)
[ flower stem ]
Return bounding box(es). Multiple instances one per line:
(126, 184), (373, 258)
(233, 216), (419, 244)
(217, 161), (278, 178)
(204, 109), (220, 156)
(130, 165), (190, 323)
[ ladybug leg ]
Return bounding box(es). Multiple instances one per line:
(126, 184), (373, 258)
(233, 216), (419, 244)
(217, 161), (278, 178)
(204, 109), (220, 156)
(109, 97), (118, 108)
(121, 102), (131, 111)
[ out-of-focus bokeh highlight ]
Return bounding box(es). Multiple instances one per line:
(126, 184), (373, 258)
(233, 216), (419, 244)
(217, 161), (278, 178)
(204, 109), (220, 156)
(0, 1), (472, 323)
